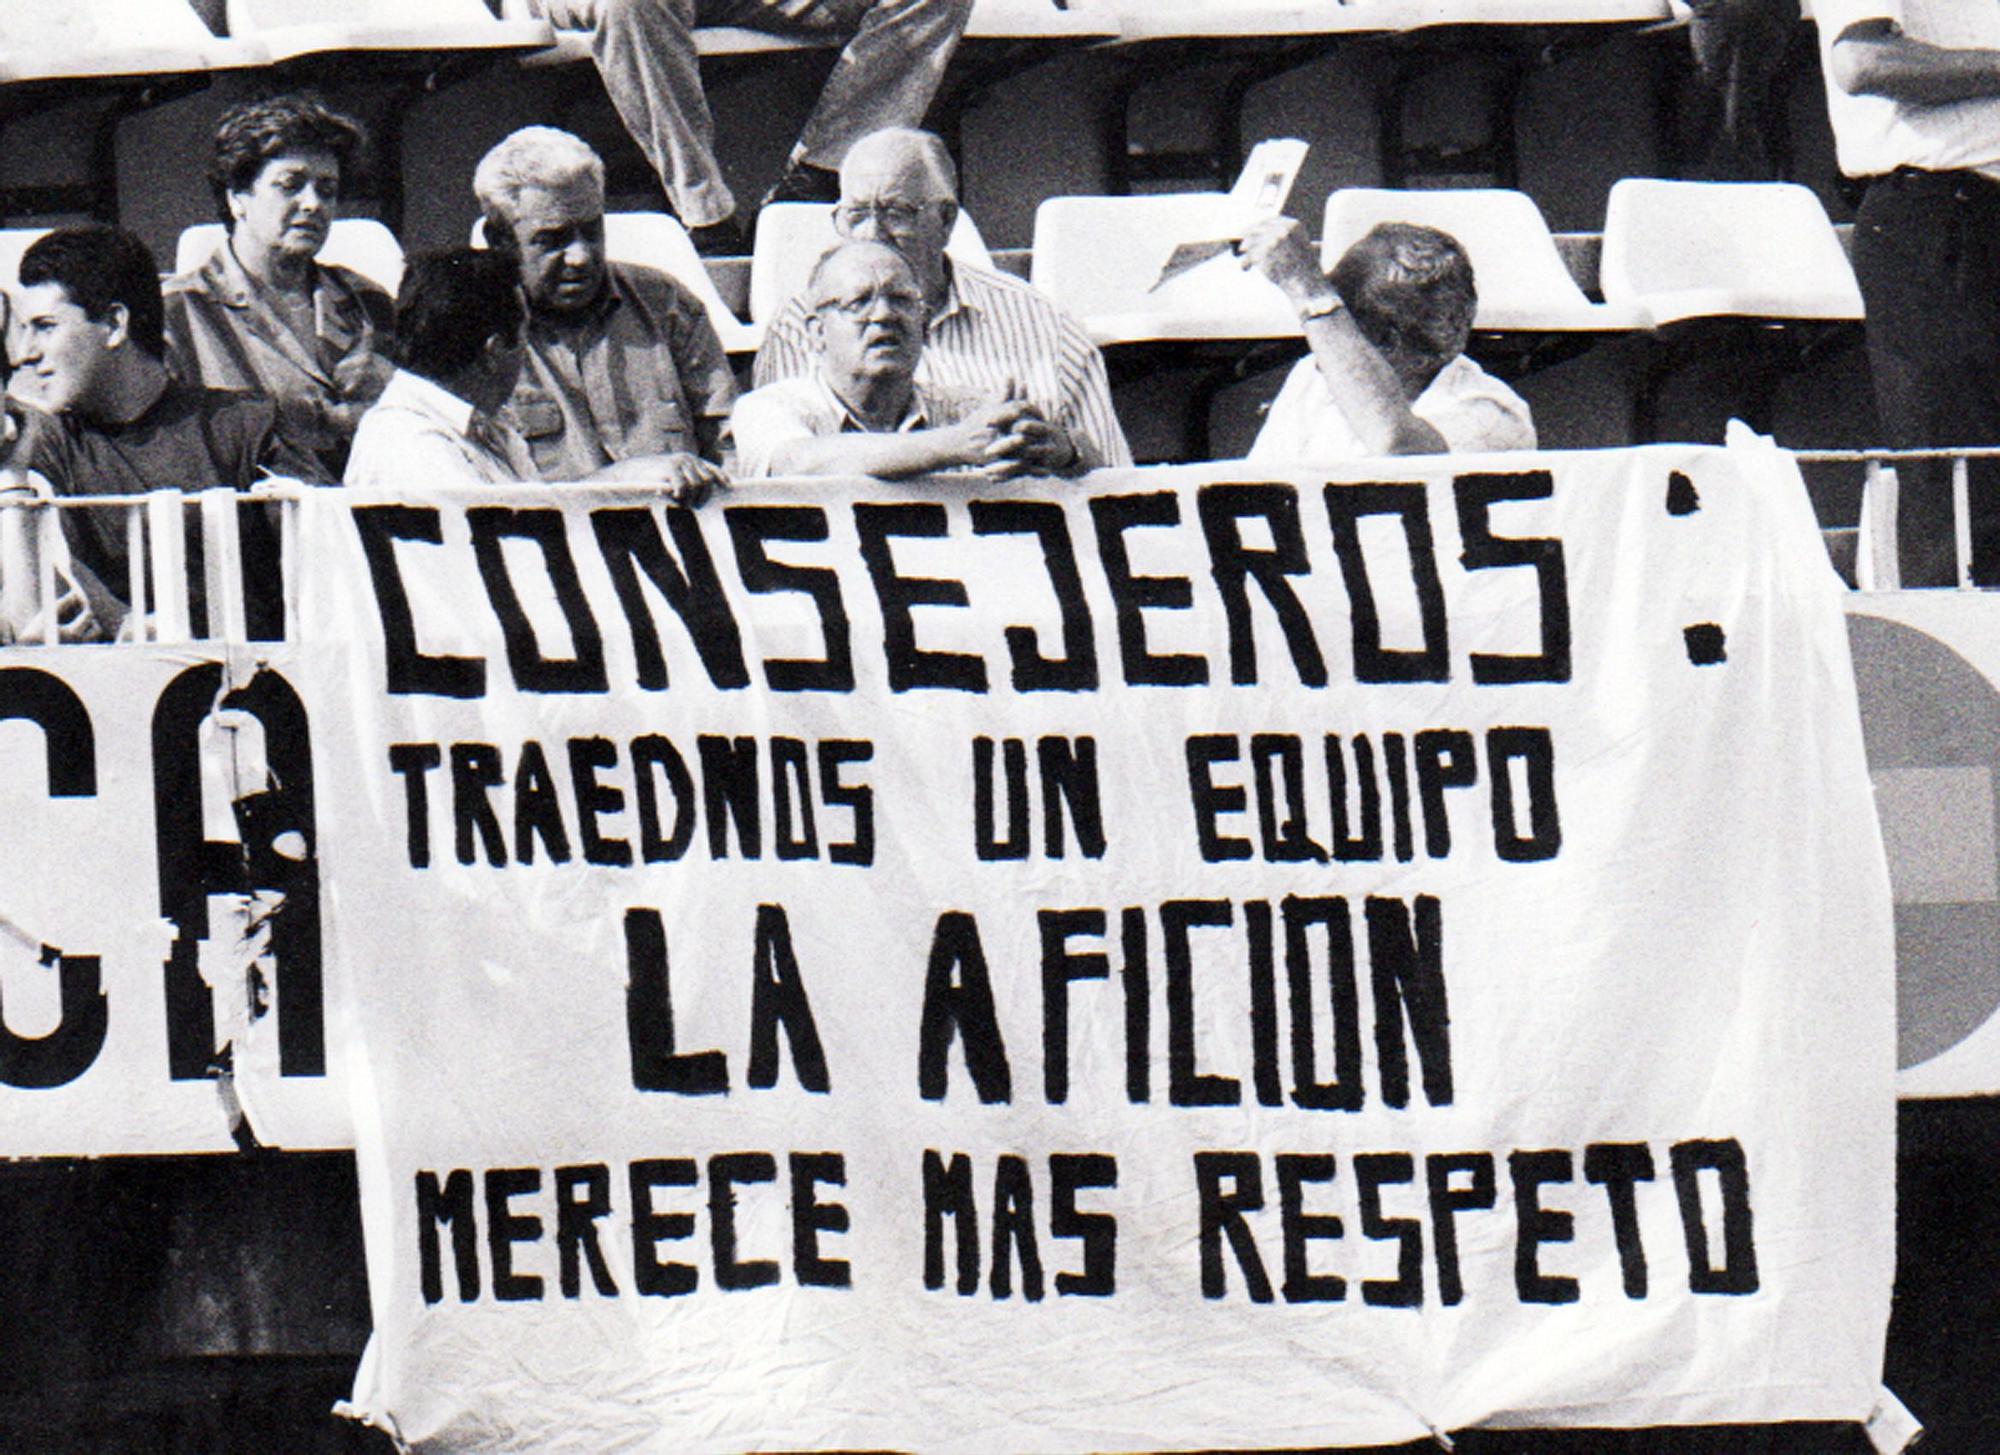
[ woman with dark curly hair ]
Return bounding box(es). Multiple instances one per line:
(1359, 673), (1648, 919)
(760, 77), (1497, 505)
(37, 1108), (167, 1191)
(164, 94), (395, 473)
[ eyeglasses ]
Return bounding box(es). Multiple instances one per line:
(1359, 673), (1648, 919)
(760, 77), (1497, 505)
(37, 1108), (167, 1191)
(814, 286), (926, 319)
(833, 200), (934, 232)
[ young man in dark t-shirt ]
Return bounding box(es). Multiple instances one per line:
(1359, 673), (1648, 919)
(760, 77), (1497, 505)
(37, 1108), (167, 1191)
(4, 225), (325, 639)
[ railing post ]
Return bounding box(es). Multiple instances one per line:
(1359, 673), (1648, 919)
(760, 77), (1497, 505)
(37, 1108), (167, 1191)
(146, 489), (192, 644)
(1955, 454), (1975, 590)
(199, 487), (248, 645)
(125, 503), (148, 640)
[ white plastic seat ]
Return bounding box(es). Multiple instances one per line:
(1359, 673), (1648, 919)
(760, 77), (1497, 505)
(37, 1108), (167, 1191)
(1029, 192), (1298, 345)
(0, 0), (263, 81)
(176, 218), (408, 297)
(471, 211), (756, 353)
(1106, 0), (1671, 42)
(748, 202), (993, 325)
(225, 0), (552, 63)
(0, 229), (51, 292)
(1320, 187), (1645, 332)
(1600, 178), (1865, 325)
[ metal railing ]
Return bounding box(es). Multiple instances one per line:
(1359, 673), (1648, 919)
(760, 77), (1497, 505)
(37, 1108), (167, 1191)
(1794, 446), (2000, 593)
(0, 474), (301, 646)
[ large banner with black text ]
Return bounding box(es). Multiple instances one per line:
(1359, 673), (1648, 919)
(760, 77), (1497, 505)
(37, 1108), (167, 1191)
(300, 444), (1889, 1448)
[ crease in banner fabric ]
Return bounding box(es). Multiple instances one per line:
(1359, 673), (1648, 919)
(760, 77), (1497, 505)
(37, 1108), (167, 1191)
(0, 442), (1897, 1450)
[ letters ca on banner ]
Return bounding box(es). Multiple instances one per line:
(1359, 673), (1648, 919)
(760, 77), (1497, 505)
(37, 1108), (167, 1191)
(293, 449), (1892, 1452)
(0, 648), (342, 1155)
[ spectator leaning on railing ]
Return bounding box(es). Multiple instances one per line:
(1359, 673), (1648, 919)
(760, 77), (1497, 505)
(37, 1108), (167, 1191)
(164, 94), (395, 479)
(347, 246), (727, 505)
(473, 126), (732, 503)
(730, 240), (1053, 480)
(1238, 217), (1535, 462)
(1, 225), (326, 643)
(755, 127), (1131, 473)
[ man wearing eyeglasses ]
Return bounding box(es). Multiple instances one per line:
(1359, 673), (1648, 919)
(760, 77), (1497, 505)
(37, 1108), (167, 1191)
(1238, 217), (1535, 461)
(731, 241), (1050, 479)
(754, 127), (1131, 474)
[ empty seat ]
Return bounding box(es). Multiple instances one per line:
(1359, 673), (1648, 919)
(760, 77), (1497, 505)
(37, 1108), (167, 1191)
(748, 201), (993, 325)
(1029, 192), (1297, 345)
(176, 218), (408, 296)
(1600, 178), (1865, 325)
(603, 212), (757, 352)
(1320, 187), (1645, 331)
(1106, 0), (1672, 42)
(0, 0), (262, 81)
(471, 211), (754, 353)
(225, 0), (552, 63)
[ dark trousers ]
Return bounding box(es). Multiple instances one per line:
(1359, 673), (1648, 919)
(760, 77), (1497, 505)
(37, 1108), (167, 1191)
(1852, 167), (2000, 585)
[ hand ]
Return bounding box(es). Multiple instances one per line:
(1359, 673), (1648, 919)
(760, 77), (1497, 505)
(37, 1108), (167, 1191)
(595, 451), (730, 505)
(1001, 408), (1082, 475)
(1237, 217), (1335, 311)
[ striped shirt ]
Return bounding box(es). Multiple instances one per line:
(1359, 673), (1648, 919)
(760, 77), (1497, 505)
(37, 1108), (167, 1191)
(754, 260), (1132, 470)
(1815, 0), (2000, 180)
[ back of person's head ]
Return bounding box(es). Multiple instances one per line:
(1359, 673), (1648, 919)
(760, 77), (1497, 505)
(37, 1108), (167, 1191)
(394, 247), (523, 381)
(839, 128), (959, 203)
(473, 126), (605, 246)
(208, 93), (367, 224)
(1331, 222), (1478, 386)
(19, 224), (166, 359)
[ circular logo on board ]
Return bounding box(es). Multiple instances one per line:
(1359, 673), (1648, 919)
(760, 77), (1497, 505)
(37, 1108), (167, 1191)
(1848, 613), (2000, 1070)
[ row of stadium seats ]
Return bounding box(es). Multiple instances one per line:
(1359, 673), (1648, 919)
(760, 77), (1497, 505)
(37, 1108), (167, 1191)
(0, 179), (1859, 365)
(0, 0), (1679, 81)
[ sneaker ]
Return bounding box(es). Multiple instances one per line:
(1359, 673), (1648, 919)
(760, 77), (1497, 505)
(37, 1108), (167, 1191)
(686, 216), (747, 258)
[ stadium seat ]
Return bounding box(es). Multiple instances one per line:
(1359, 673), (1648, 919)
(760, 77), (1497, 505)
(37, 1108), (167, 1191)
(1106, 0), (1672, 42)
(1029, 192), (1297, 344)
(748, 202), (993, 325)
(470, 212), (755, 353)
(1320, 187), (1646, 332)
(0, 1), (263, 81)
(224, 0), (553, 63)
(176, 218), (408, 296)
(1599, 178), (1865, 324)
(0, 229), (51, 292)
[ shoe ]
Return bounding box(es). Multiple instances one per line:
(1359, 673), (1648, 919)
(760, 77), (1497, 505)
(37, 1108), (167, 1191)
(760, 161), (842, 209)
(686, 216), (747, 259)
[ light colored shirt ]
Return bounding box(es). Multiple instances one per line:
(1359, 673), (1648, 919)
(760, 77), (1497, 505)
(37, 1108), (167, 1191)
(1813, 0), (2000, 180)
(754, 260), (1132, 471)
(729, 371), (984, 479)
(344, 370), (537, 488)
(163, 241), (394, 469)
(502, 260), (737, 482)
(1247, 353), (1535, 463)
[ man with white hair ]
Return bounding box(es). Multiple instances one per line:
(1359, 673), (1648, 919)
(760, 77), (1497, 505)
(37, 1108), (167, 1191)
(755, 127), (1131, 473)
(474, 125), (734, 501)
(529, 0), (972, 256)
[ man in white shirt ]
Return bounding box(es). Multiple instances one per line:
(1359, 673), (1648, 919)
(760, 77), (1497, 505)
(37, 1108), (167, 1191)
(1814, 0), (2000, 585)
(1239, 217), (1534, 463)
(754, 127), (1130, 472)
(345, 248), (539, 488)
(731, 240), (1048, 480)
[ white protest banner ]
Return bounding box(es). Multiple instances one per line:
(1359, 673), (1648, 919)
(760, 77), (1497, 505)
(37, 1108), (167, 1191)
(0, 646), (345, 1155)
(293, 444), (1890, 1451)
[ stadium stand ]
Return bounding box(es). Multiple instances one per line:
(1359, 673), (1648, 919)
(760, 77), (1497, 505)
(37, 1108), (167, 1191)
(176, 216), (408, 296)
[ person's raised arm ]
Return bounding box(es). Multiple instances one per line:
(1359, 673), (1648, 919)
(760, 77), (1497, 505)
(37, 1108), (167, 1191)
(1239, 218), (1445, 457)
(1832, 18), (2000, 105)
